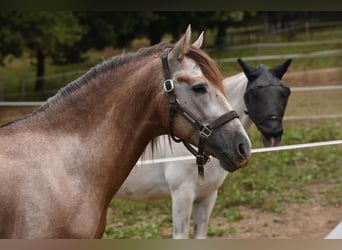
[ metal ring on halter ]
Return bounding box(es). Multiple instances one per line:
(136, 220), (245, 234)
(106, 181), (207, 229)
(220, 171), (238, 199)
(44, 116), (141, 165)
(199, 126), (212, 138)
(163, 79), (174, 93)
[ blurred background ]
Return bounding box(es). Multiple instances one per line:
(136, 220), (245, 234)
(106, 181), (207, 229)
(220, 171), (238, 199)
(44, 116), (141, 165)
(0, 11), (341, 101)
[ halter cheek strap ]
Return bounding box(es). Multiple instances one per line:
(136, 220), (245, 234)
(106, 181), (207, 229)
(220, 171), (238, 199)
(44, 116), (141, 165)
(161, 49), (182, 143)
(161, 48), (239, 185)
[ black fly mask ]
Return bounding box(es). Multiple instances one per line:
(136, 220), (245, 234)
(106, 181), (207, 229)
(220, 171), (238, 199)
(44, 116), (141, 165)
(238, 58), (292, 147)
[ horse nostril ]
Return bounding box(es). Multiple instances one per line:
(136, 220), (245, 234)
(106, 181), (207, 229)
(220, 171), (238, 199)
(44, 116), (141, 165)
(238, 143), (248, 159)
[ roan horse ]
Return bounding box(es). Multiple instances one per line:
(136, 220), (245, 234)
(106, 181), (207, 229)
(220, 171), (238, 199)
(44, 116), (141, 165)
(116, 58), (292, 238)
(0, 26), (251, 238)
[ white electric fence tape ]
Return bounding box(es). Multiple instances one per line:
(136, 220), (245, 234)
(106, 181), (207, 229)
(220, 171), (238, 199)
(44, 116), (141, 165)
(138, 140), (342, 165)
(291, 85), (342, 92)
(0, 84), (341, 107)
(1, 85), (341, 165)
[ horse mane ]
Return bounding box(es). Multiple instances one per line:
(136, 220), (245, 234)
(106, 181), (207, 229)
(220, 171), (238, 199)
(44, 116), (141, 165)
(0, 42), (172, 128)
(140, 135), (174, 162)
(36, 41), (172, 114)
(1, 42), (225, 132)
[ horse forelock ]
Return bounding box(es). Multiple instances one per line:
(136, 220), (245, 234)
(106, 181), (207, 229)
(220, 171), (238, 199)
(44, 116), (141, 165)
(186, 47), (225, 96)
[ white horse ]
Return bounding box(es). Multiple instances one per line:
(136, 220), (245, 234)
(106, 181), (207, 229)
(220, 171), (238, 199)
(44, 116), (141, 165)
(115, 58), (292, 239)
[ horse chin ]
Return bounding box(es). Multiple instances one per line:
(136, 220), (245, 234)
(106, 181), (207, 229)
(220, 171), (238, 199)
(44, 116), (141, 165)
(262, 135), (282, 147)
(219, 158), (238, 172)
(218, 154), (249, 172)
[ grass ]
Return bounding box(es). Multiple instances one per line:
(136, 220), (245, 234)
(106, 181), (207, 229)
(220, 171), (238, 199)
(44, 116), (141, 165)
(104, 200), (172, 239)
(217, 121), (342, 211)
(101, 121), (342, 239)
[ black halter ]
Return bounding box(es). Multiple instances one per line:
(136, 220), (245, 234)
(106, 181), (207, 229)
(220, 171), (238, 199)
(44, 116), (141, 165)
(161, 48), (239, 184)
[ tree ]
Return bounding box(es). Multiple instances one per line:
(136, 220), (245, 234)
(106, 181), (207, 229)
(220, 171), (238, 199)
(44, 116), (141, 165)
(0, 11), (84, 92)
(209, 11), (246, 49)
(74, 11), (153, 49)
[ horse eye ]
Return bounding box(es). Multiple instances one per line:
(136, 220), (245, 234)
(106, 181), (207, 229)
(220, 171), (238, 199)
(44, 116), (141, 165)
(192, 83), (208, 94)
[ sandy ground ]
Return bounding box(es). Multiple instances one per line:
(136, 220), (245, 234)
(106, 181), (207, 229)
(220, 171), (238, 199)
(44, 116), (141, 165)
(209, 184), (342, 239)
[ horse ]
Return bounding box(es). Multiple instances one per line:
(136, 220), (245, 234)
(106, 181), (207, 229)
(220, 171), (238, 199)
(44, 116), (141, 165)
(0, 26), (251, 238)
(115, 58), (292, 239)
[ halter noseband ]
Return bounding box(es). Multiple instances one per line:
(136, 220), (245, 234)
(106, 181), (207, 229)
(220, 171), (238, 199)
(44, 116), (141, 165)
(161, 48), (239, 185)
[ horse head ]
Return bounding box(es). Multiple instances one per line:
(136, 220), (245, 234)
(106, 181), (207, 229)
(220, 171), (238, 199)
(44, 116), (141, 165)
(159, 26), (251, 172)
(238, 58), (291, 147)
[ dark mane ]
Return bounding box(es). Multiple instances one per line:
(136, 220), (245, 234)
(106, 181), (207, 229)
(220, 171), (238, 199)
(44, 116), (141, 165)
(0, 42), (172, 128)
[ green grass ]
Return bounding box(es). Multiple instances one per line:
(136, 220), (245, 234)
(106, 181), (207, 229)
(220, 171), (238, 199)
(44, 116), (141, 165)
(102, 121), (342, 238)
(216, 121), (342, 214)
(104, 199), (172, 239)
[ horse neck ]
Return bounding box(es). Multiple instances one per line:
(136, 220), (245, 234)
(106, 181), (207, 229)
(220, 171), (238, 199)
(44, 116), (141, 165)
(4, 56), (166, 195)
(224, 72), (252, 130)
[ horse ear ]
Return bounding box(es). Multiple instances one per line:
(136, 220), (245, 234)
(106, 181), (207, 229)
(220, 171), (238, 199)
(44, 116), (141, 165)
(169, 24), (191, 61)
(237, 58), (258, 81)
(269, 59), (292, 79)
(192, 31), (204, 49)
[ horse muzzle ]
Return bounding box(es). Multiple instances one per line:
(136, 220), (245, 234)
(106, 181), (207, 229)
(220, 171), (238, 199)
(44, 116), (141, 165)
(257, 118), (283, 147)
(262, 134), (282, 147)
(216, 139), (251, 172)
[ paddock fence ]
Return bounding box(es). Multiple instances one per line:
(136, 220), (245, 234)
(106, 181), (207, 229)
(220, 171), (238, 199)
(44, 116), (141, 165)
(0, 34), (341, 101)
(0, 83), (341, 163)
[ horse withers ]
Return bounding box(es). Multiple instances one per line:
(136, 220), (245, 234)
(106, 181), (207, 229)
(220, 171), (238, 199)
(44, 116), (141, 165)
(116, 58), (291, 238)
(0, 26), (251, 238)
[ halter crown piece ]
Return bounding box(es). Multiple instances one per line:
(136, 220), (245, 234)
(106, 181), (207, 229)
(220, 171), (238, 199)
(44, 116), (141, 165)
(161, 48), (239, 185)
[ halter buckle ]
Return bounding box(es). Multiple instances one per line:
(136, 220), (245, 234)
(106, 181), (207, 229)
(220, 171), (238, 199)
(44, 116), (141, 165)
(200, 126), (212, 138)
(163, 79), (174, 93)
(196, 155), (206, 166)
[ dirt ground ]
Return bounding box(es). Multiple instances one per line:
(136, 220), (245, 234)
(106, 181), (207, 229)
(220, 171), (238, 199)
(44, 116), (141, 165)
(210, 184), (342, 239)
